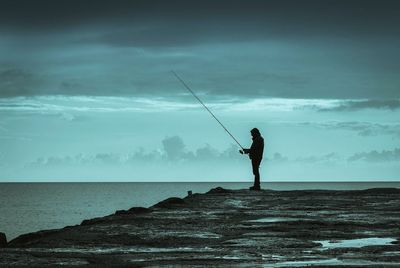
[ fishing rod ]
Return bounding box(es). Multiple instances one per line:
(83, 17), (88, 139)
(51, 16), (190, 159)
(171, 71), (244, 150)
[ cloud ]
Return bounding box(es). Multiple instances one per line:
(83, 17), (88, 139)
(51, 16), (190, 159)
(300, 121), (400, 138)
(28, 153), (122, 166)
(0, 67), (313, 99)
(27, 136), (245, 167)
(59, 112), (75, 121)
(294, 153), (341, 164)
(21, 131), (400, 168)
(269, 150), (400, 164)
(10, 95), (399, 114)
(195, 144), (219, 160)
(162, 136), (195, 161)
(0, 68), (42, 97)
(319, 99), (400, 111)
(1, 1), (399, 100)
(125, 147), (163, 163)
(26, 133), (345, 169)
(348, 148), (400, 162)
(0, 96), (198, 113)
(1, 0), (399, 38)
(0, 95), (333, 113)
(264, 152), (341, 165)
(269, 152), (289, 163)
(162, 136), (185, 160)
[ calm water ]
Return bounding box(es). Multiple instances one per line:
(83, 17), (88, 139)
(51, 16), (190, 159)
(1, 182), (399, 240)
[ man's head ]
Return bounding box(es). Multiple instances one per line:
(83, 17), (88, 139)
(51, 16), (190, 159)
(250, 128), (261, 138)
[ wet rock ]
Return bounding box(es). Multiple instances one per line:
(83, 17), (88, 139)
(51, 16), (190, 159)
(185, 193), (200, 199)
(115, 210), (128, 215)
(127, 207), (151, 214)
(81, 217), (107, 226)
(0, 232), (7, 247)
(2, 187), (400, 266)
(114, 207), (151, 215)
(207, 187), (232, 194)
(361, 188), (400, 194)
(153, 197), (186, 208)
(8, 230), (58, 247)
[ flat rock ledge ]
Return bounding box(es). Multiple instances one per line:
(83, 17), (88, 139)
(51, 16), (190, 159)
(1, 187), (400, 267)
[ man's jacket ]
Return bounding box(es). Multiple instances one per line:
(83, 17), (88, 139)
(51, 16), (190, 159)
(247, 135), (264, 160)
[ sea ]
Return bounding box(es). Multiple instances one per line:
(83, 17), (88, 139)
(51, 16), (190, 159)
(1, 182), (399, 241)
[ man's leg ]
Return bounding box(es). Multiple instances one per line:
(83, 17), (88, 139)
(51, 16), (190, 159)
(252, 159), (261, 189)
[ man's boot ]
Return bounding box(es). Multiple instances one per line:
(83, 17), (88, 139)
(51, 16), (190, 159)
(249, 185), (261, 191)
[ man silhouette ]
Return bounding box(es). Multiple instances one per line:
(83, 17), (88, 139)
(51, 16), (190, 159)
(239, 128), (264, 190)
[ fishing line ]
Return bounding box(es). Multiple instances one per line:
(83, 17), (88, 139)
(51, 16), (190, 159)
(171, 71), (244, 149)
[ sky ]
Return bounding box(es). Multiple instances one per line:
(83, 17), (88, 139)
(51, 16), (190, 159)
(1, 0), (399, 182)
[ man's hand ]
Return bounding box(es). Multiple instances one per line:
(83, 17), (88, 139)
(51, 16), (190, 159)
(240, 149), (250, 154)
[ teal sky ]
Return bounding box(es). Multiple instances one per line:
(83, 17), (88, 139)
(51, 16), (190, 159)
(0, 0), (399, 181)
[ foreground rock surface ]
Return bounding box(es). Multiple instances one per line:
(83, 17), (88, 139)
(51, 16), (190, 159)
(1, 187), (400, 267)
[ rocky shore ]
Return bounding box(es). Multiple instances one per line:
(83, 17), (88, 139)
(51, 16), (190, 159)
(1, 187), (400, 267)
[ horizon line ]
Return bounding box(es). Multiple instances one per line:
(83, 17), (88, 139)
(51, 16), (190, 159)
(1, 180), (399, 183)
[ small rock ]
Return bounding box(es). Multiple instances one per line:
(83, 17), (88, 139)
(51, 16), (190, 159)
(0, 232), (7, 247)
(207, 187), (232, 194)
(153, 197), (186, 208)
(115, 210), (128, 215)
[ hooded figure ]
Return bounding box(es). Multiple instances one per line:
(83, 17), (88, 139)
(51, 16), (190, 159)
(240, 128), (264, 190)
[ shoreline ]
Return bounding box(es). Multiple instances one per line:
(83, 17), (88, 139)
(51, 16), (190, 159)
(1, 187), (400, 266)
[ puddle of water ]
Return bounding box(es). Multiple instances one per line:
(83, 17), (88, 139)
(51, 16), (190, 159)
(382, 251), (400, 255)
(248, 217), (299, 223)
(272, 258), (400, 267)
(316, 237), (397, 249)
(56, 260), (89, 265)
(8, 246), (215, 254)
(152, 231), (220, 239)
(224, 199), (247, 208)
(221, 255), (241, 260)
(272, 258), (343, 267)
(262, 254), (285, 261)
(189, 232), (221, 239)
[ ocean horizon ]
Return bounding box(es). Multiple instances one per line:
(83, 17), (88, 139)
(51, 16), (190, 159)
(1, 181), (399, 241)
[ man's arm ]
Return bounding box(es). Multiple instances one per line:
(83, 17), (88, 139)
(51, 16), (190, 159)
(241, 138), (262, 155)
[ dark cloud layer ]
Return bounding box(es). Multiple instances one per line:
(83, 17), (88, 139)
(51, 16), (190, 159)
(2, 0), (399, 37)
(1, 1), (399, 99)
(2, 1), (400, 51)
